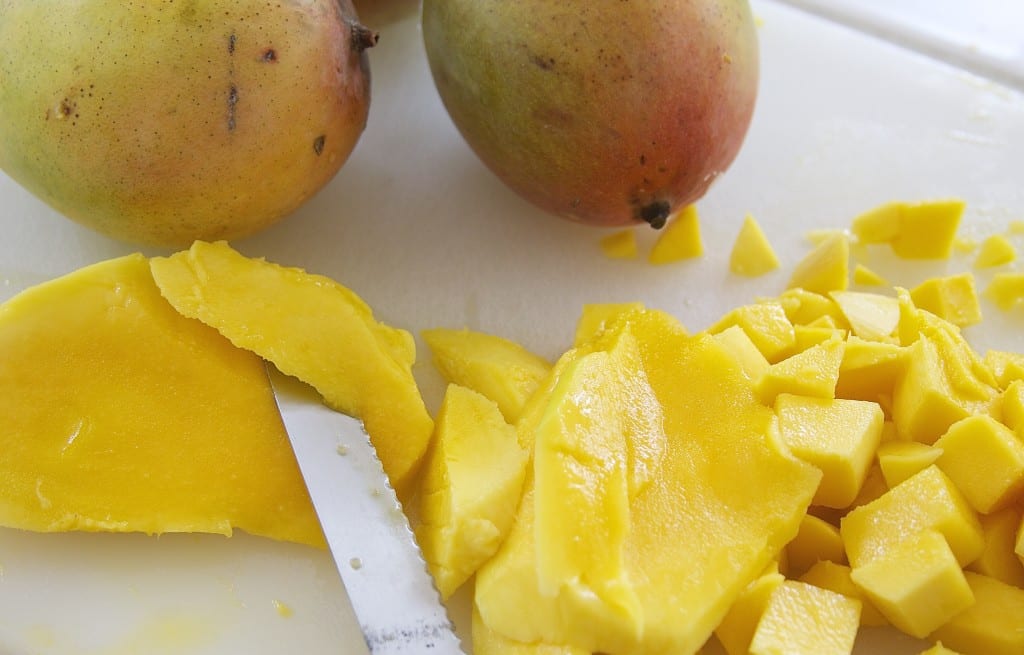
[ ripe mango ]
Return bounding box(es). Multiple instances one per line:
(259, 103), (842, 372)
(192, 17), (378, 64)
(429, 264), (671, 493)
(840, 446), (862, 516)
(0, 0), (374, 246)
(421, 0), (758, 228)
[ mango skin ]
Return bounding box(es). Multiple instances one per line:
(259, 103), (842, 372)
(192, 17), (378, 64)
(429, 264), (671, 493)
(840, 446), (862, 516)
(422, 0), (758, 228)
(0, 0), (373, 246)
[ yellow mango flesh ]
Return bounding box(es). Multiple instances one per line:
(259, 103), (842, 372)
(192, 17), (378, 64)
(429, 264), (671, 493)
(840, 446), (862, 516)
(648, 204), (704, 264)
(930, 571), (1024, 655)
(730, 214), (780, 277)
(599, 229), (639, 259)
(797, 560), (888, 627)
(150, 240), (432, 494)
(416, 385), (528, 600)
(748, 580), (861, 655)
(0, 254), (320, 546)
(422, 327), (552, 423)
(476, 309), (820, 655)
(714, 564), (785, 655)
(787, 233), (850, 295)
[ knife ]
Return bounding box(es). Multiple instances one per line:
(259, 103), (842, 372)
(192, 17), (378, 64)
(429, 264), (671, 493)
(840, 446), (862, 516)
(266, 364), (465, 654)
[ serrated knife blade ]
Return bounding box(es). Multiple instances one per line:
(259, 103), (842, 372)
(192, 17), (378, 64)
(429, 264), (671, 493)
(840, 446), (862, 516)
(266, 364), (464, 654)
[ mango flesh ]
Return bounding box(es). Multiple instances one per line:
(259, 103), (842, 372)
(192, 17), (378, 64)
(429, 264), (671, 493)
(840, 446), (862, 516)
(150, 240), (433, 496)
(0, 0), (373, 246)
(421, 0), (758, 228)
(0, 254), (321, 546)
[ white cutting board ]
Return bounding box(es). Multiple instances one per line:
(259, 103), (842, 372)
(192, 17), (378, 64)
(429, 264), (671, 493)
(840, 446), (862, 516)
(1, 1), (1023, 653)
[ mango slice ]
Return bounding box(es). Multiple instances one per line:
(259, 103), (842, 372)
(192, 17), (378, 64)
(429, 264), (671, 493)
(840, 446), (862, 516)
(422, 327), (551, 423)
(475, 309), (820, 655)
(0, 254), (320, 546)
(730, 214), (780, 277)
(416, 385), (528, 600)
(150, 240), (432, 494)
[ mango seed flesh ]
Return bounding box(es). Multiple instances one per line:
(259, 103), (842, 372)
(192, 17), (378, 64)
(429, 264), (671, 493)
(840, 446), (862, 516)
(0, 0), (374, 246)
(422, 0), (759, 227)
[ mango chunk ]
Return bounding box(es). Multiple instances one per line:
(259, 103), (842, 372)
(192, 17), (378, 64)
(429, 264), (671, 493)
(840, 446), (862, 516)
(0, 254), (320, 546)
(984, 350), (1024, 389)
(974, 234), (1016, 268)
(748, 580), (861, 655)
(416, 385), (529, 599)
(150, 241), (432, 495)
(730, 214), (780, 277)
(714, 564), (785, 655)
(892, 336), (975, 444)
(830, 290), (900, 343)
(472, 605), (586, 655)
(835, 337), (906, 403)
(775, 394), (883, 508)
(966, 507), (1024, 588)
(930, 571), (1024, 655)
(852, 200), (964, 259)
(755, 338), (845, 404)
(850, 530), (974, 639)
(984, 272), (1024, 310)
(876, 441), (943, 488)
(709, 301), (795, 363)
(648, 204), (704, 264)
(999, 379), (1024, 432)
(599, 229), (638, 259)
(853, 263), (888, 287)
(422, 327), (552, 423)
(840, 465), (984, 569)
(711, 325), (771, 380)
(798, 561), (888, 627)
(909, 273), (982, 327)
(934, 415), (1024, 513)
(787, 233), (850, 294)
(475, 310), (820, 655)
(784, 513), (847, 577)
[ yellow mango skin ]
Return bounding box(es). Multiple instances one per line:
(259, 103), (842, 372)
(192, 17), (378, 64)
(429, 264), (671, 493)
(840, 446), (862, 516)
(0, 254), (320, 546)
(150, 241), (432, 495)
(416, 385), (529, 600)
(930, 571), (1024, 655)
(0, 0), (371, 247)
(422, 327), (552, 423)
(476, 309), (820, 655)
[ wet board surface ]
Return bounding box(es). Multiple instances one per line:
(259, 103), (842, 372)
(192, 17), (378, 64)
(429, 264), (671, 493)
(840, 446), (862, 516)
(1, 0), (1023, 652)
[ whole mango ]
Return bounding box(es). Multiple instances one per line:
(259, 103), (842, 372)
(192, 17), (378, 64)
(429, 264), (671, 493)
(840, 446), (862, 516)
(0, 0), (375, 247)
(422, 0), (758, 228)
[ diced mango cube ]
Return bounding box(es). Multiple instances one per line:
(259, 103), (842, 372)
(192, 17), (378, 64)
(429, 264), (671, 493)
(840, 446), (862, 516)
(422, 327), (552, 423)
(711, 325), (770, 380)
(853, 263), (888, 287)
(835, 337), (906, 403)
(984, 350), (1024, 389)
(709, 301), (796, 363)
(775, 288), (849, 328)
(930, 571), (1024, 655)
(985, 272), (1024, 311)
(966, 507), (1024, 588)
(876, 441), (943, 488)
(573, 302), (647, 346)
(909, 273), (982, 327)
(934, 415), (1024, 513)
(974, 234), (1016, 268)
(417, 385), (529, 599)
(798, 560), (888, 627)
(849, 530), (974, 638)
(891, 199), (965, 259)
(599, 229), (638, 259)
(775, 394), (883, 508)
(830, 290), (900, 342)
(730, 214), (780, 277)
(892, 336), (973, 444)
(714, 564), (785, 655)
(999, 379), (1024, 432)
(787, 233), (850, 295)
(840, 465), (984, 569)
(756, 338), (845, 404)
(748, 581), (860, 655)
(648, 204), (704, 264)
(785, 513), (847, 577)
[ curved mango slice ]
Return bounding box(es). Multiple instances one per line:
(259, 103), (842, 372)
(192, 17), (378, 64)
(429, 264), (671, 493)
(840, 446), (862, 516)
(150, 241), (433, 495)
(0, 254), (321, 546)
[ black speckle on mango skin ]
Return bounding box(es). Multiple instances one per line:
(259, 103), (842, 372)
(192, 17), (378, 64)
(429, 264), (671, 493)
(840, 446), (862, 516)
(313, 135), (325, 155)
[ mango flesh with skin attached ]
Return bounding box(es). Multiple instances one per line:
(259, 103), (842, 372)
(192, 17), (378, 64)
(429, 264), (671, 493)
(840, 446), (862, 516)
(0, 254), (321, 546)
(0, 0), (374, 246)
(421, 0), (758, 228)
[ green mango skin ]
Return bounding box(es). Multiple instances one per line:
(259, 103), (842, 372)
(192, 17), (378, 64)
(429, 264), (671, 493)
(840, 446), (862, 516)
(422, 0), (759, 228)
(0, 0), (374, 247)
